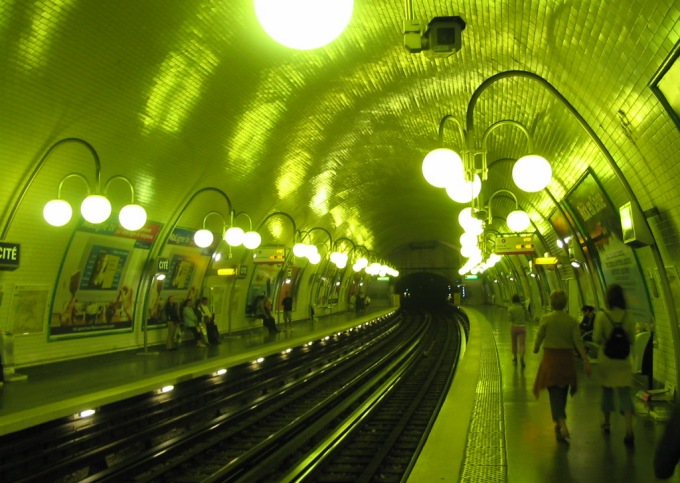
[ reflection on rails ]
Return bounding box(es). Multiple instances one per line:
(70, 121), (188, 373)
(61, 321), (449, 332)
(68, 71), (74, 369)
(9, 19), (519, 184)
(0, 308), (468, 482)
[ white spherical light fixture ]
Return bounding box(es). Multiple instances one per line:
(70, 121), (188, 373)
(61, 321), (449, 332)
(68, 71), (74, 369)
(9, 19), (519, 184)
(308, 251), (322, 265)
(461, 245), (482, 259)
(119, 204), (147, 231)
(254, 0), (354, 50)
(464, 220), (484, 236)
(460, 232), (478, 248)
(445, 174), (481, 203)
(243, 231), (262, 250)
(506, 209), (531, 232)
(458, 207), (474, 228)
(512, 154), (552, 192)
(81, 195), (111, 224)
(194, 229), (214, 248)
(43, 199), (73, 227)
(225, 226), (245, 246)
(293, 242), (309, 257)
(422, 148), (464, 188)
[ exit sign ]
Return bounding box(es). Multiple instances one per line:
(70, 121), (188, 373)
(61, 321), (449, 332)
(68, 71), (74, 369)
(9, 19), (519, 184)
(464, 274), (478, 280)
(494, 235), (535, 255)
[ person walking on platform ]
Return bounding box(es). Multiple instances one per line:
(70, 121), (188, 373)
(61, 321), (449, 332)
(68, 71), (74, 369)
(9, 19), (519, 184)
(281, 294), (294, 332)
(182, 299), (206, 348)
(165, 296), (181, 350)
(507, 294), (528, 367)
(533, 290), (591, 443)
(592, 283), (636, 446)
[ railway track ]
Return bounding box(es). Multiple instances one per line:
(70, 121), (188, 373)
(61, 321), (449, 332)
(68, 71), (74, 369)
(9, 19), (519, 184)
(0, 307), (467, 483)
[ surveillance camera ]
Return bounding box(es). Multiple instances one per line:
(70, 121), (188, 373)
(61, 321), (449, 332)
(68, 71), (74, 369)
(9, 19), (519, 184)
(424, 16), (466, 59)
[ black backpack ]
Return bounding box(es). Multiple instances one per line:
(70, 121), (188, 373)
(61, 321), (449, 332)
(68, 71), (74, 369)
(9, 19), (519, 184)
(603, 311), (630, 359)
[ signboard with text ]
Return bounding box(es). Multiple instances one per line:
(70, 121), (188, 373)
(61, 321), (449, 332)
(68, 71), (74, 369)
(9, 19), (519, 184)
(494, 235), (535, 255)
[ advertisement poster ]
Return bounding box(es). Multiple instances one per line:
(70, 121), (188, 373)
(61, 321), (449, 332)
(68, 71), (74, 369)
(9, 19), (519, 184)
(9, 285), (50, 335)
(49, 220), (161, 339)
(565, 171), (652, 324)
(246, 263), (283, 313)
(146, 227), (214, 328)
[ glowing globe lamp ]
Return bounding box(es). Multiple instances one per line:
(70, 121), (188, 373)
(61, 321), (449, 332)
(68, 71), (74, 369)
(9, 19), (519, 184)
(254, 0), (354, 50)
(225, 226), (245, 246)
(243, 231), (262, 249)
(43, 199), (73, 227)
(513, 154), (552, 192)
(464, 219), (484, 236)
(461, 245), (482, 258)
(308, 251), (321, 264)
(422, 148), (464, 188)
(293, 243), (309, 257)
(119, 204), (147, 231)
(194, 229), (214, 248)
(81, 195), (111, 224)
(507, 209), (531, 232)
(445, 174), (481, 203)
(460, 232), (478, 248)
(458, 207), (475, 229)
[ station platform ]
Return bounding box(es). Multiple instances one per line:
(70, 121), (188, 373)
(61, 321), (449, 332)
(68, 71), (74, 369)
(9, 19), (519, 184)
(412, 305), (679, 482)
(0, 307), (395, 437)
(2, 305), (677, 482)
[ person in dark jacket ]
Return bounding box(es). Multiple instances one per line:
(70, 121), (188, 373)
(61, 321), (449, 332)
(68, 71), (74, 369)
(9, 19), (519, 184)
(655, 403), (680, 479)
(165, 296), (181, 350)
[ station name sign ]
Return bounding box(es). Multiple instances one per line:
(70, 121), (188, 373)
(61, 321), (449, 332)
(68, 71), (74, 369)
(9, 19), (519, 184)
(494, 235), (535, 255)
(0, 242), (20, 270)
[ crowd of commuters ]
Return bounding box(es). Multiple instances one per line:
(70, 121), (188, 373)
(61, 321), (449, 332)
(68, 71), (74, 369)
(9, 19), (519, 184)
(508, 284), (679, 478)
(163, 290), (222, 349)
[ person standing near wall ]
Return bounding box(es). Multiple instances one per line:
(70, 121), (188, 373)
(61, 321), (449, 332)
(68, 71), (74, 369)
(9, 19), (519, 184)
(182, 299), (206, 348)
(533, 290), (592, 443)
(592, 283), (636, 446)
(282, 294), (293, 332)
(165, 296), (180, 350)
(508, 294), (528, 367)
(655, 402), (680, 479)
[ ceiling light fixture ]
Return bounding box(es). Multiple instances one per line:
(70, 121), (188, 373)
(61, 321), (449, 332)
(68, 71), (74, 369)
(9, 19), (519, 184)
(37, 138), (147, 230)
(254, 0), (354, 50)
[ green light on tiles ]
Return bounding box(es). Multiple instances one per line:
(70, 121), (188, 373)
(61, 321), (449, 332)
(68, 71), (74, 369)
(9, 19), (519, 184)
(464, 274), (478, 280)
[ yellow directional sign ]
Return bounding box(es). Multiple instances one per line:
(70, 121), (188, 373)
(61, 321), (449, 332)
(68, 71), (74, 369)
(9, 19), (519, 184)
(494, 235), (535, 255)
(534, 257), (559, 265)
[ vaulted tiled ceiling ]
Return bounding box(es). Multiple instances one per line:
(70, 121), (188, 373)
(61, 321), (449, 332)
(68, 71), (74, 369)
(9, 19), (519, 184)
(1, 1), (678, 267)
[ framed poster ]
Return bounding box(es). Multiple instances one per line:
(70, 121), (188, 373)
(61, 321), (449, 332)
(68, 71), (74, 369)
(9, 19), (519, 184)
(565, 170), (652, 324)
(650, 40), (680, 132)
(49, 219), (161, 339)
(146, 226), (214, 328)
(8, 285), (50, 335)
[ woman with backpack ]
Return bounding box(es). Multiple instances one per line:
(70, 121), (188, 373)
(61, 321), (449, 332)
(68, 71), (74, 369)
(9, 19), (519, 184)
(593, 284), (637, 446)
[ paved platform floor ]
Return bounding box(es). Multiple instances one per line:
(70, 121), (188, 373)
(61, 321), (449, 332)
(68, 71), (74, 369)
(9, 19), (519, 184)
(413, 305), (679, 482)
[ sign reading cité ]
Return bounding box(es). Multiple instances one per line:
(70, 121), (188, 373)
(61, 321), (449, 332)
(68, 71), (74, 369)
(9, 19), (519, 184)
(0, 242), (20, 270)
(494, 235), (535, 255)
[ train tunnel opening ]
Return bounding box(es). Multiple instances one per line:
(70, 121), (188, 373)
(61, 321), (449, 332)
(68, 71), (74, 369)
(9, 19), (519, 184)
(395, 272), (455, 311)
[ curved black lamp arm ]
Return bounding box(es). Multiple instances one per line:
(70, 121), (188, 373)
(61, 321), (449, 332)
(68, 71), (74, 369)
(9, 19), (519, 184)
(305, 226), (333, 248)
(154, 187), (233, 252)
(333, 237), (356, 251)
(2, 137), (101, 240)
(256, 211), (297, 240)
